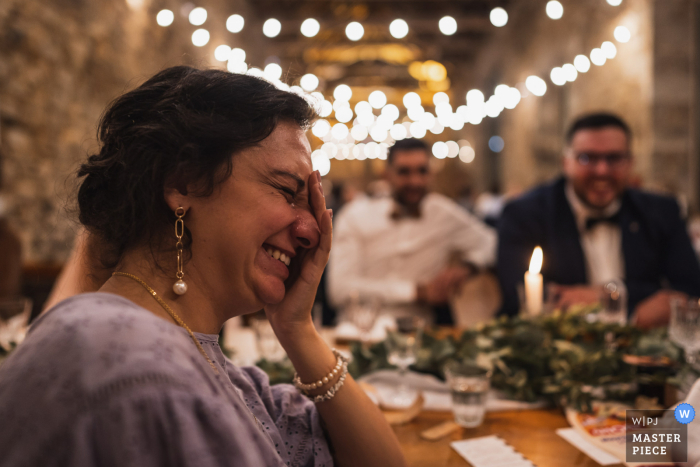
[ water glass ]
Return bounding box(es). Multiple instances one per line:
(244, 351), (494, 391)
(444, 362), (490, 428)
(669, 297), (700, 365)
(384, 316), (424, 408)
(597, 280), (628, 325)
(344, 295), (380, 343)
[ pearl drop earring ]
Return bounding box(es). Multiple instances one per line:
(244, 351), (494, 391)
(173, 207), (188, 295)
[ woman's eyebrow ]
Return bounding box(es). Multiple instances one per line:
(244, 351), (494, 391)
(270, 169), (305, 190)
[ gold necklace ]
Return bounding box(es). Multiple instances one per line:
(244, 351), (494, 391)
(112, 272), (271, 439)
(112, 271), (219, 375)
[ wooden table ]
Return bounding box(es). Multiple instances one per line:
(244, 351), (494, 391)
(393, 409), (624, 467)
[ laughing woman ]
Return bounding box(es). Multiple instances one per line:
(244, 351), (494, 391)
(0, 67), (406, 467)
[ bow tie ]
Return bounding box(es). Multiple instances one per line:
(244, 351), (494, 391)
(585, 212), (621, 230)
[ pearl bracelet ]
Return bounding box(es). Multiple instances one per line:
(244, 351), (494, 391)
(308, 363), (348, 403)
(293, 348), (348, 392)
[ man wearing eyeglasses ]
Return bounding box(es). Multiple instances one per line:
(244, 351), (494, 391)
(327, 138), (496, 323)
(497, 113), (700, 327)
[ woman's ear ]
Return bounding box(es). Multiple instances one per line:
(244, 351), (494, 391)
(164, 187), (190, 213)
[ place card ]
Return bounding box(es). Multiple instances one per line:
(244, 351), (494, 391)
(450, 435), (535, 467)
(556, 428), (620, 465)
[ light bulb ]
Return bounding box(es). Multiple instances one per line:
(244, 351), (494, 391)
(156, 10), (174, 27)
(226, 14), (244, 33)
(263, 19), (281, 38)
(301, 18), (320, 37)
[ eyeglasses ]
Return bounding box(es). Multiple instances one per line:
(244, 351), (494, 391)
(395, 166), (429, 176)
(574, 152), (630, 168)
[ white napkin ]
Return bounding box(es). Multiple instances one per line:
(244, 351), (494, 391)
(451, 435), (535, 467)
(556, 428), (621, 465)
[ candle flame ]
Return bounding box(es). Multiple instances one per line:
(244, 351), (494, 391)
(529, 246), (543, 274)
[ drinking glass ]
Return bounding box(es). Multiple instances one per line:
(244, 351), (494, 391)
(597, 280), (628, 325)
(444, 362), (490, 428)
(384, 316), (424, 408)
(669, 297), (700, 365)
(345, 294), (379, 344)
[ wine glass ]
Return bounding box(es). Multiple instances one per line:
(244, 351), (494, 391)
(345, 294), (379, 344)
(384, 316), (424, 408)
(669, 297), (700, 366)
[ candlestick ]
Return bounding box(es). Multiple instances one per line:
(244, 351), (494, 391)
(524, 246), (543, 316)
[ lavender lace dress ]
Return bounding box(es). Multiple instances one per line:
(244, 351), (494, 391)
(0, 293), (333, 467)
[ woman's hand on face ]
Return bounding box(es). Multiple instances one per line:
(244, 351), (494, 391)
(264, 170), (332, 338)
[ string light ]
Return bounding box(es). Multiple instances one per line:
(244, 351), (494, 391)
(601, 41), (617, 58)
(214, 45), (231, 62)
(331, 123), (350, 141)
(525, 76), (547, 96)
(546, 1), (564, 20)
(335, 107), (353, 123)
(389, 19), (409, 39)
(333, 84), (352, 101)
(403, 92), (421, 108)
(312, 120), (331, 138)
(229, 48), (246, 63)
(227, 61), (247, 74)
(574, 54), (591, 72)
(607, 0), (622, 5)
(301, 18), (320, 37)
(226, 14), (244, 33)
(191, 29), (210, 47)
(459, 146), (475, 163)
(439, 16), (457, 35)
(490, 8), (508, 27)
(562, 63), (578, 82)
(300, 73), (319, 91)
(156, 9), (174, 27)
(590, 48), (606, 66)
(263, 19), (281, 38)
(614, 25), (631, 43)
(446, 141), (460, 158)
(550, 67), (566, 86)
(189, 7), (207, 26)
(390, 124), (408, 140)
(354, 101), (372, 115)
(432, 142), (448, 159)
(368, 90), (387, 109)
(318, 101), (333, 117)
(264, 63), (283, 81)
(346, 22), (364, 41)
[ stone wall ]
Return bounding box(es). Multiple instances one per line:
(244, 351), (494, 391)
(0, 0), (251, 263)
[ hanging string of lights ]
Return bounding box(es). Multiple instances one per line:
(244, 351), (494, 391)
(153, 0), (630, 175)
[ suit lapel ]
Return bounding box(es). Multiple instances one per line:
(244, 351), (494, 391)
(549, 178), (588, 284)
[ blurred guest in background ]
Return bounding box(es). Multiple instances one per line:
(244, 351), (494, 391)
(328, 138), (496, 324)
(498, 113), (700, 327)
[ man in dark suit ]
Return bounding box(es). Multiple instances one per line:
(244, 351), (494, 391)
(497, 113), (700, 327)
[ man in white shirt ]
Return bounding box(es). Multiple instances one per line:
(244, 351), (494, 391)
(497, 113), (700, 327)
(327, 139), (497, 323)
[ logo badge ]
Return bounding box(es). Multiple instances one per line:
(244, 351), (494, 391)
(675, 403), (695, 425)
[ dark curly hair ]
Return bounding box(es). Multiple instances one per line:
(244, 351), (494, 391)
(77, 66), (317, 268)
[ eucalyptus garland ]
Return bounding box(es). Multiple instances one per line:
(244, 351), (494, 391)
(230, 306), (696, 412)
(350, 306), (694, 411)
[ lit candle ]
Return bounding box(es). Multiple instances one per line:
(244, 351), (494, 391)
(524, 246), (543, 316)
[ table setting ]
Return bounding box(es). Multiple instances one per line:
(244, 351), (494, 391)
(218, 277), (700, 467)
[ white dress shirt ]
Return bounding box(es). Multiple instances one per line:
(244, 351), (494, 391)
(565, 184), (625, 285)
(327, 193), (497, 320)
